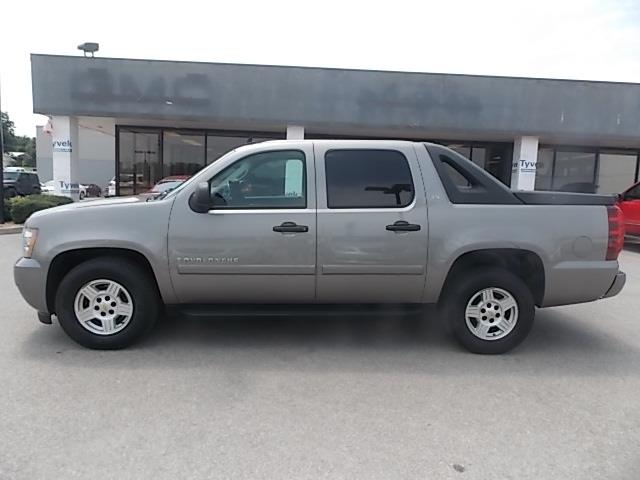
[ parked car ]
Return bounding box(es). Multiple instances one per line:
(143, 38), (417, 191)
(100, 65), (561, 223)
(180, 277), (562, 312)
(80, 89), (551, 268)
(105, 178), (116, 197)
(40, 181), (55, 195)
(14, 140), (626, 354)
(85, 184), (102, 198)
(3, 170), (41, 197)
(40, 180), (88, 199)
(149, 176), (190, 194)
(619, 181), (640, 239)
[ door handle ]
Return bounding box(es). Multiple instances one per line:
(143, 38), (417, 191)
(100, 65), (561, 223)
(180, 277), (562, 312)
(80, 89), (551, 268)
(386, 220), (421, 232)
(273, 221), (309, 233)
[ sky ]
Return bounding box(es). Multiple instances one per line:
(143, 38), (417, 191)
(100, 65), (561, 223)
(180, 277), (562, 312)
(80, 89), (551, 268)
(1, 0), (639, 136)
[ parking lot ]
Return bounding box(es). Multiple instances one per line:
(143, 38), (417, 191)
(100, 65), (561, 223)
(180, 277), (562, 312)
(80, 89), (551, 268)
(1, 233), (639, 480)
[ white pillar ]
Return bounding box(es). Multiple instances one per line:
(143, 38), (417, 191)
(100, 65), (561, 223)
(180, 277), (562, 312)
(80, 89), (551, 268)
(510, 136), (539, 191)
(286, 125), (305, 140)
(50, 116), (80, 200)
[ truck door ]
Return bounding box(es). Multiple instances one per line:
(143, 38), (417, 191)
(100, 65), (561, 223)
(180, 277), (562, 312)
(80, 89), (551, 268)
(167, 143), (317, 303)
(315, 142), (428, 303)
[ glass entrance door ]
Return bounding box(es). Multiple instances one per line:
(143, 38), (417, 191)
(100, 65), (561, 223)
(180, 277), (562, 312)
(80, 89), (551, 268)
(118, 129), (161, 195)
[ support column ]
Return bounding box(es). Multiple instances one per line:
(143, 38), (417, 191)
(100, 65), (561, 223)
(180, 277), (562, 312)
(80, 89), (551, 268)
(286, 125), (305, 140)
(510, 136), (539, 191)
(50, 116), (80, 200)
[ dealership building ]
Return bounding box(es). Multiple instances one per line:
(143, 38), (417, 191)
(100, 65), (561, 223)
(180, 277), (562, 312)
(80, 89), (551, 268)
(32, 53), (640, 197)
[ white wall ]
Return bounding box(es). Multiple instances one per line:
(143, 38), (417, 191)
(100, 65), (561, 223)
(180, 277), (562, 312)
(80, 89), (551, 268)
(36, 122), (115, 189)
(77, 126), (115, 188)
(36, 125), (53, 181)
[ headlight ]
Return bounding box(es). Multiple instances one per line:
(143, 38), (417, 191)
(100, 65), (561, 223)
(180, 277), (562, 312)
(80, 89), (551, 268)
(22, 227), (38, 258)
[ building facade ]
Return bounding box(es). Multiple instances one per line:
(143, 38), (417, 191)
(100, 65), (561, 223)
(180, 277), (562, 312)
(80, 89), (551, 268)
(32, 54), (640, 197)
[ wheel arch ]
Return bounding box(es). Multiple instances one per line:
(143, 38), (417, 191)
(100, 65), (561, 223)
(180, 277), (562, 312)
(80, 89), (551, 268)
(440, 248), (546, 307)
(46, 247), (162, 314)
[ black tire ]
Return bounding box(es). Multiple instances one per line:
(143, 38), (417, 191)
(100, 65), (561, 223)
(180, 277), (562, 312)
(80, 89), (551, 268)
(54, 257), (160, 349)
(440, 268), (535, 354)
(4, 187), (16, 199)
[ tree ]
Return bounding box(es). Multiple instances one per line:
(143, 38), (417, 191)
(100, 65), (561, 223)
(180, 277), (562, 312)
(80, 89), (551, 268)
(1, 111), (36, 167)
(1, 111), (16, 152)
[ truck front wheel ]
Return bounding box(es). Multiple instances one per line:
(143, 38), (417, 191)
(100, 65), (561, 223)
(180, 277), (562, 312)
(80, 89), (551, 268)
(55, 257), (160, 349)
(440, 268), (535, 354)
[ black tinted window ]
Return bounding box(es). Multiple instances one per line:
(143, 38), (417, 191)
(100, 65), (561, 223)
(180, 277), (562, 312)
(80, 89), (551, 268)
(325, 150), (414, 208)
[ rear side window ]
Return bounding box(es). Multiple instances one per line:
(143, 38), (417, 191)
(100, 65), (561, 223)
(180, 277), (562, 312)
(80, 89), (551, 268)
(325, 150), (414, 208)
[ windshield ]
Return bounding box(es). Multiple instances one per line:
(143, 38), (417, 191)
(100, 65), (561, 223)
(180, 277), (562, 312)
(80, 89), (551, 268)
(3, 172), (19, 181)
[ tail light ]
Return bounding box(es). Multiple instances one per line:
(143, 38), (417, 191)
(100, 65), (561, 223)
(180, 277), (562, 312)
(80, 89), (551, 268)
(606, 205), (625, 261)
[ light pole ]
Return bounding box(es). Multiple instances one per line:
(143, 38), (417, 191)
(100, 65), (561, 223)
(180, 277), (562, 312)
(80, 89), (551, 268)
(0, 74), (5, 224)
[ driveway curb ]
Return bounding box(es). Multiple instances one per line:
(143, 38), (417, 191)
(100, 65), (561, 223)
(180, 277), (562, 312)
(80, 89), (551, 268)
(0, 226), (22, 235)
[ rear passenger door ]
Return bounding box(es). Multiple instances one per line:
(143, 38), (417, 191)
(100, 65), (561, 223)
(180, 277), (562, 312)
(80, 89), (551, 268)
(315, 143), (429, 303)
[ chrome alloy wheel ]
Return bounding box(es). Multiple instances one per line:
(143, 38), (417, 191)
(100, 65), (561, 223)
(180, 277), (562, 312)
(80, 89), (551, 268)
(464, 287), (519, 341)
(73, 279), (134, 335)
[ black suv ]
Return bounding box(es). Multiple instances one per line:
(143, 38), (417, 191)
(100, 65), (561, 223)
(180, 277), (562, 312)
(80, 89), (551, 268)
(3, 171), (42, 197)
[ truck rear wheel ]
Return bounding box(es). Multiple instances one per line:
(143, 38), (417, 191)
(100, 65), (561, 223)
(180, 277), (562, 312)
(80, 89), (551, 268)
(54, 257), (160, 349)
(440, 268), (535, 354)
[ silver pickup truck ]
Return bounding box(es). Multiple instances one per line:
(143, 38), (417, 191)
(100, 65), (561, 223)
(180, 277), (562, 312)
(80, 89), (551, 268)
(14, 140), (626, 354)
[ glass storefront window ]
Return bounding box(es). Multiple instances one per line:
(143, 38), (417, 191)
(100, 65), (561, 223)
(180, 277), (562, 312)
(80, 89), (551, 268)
(443, 143), (511, 186)
(535, 148), (554, 191)
(116, 128), (282, 196)
(448, 145), (471, 159)
(471, 148), (486, 169)
(118, 129), (161, 195)
(596, 152), (638, 194)
(206, 135), (273, 164)
(552, 151), (597, 193)
(484, 145), (512, 185)
(163, 131), (205, 177)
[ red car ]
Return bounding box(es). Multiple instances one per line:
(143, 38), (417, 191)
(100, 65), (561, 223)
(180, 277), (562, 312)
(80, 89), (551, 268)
(619, 181), (640, 239)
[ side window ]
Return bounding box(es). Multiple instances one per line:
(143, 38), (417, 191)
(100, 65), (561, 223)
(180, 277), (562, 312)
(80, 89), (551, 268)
(209, 150), (306, 209)
(442, 163), (473, 189)
(325, 150), (414, 208)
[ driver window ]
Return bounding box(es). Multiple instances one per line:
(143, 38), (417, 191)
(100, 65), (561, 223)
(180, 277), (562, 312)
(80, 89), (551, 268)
(209, 150), (306, 209)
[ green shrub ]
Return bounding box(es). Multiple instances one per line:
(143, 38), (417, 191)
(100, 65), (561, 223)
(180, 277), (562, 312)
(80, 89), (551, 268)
(2, 199), (11, 222)
(9, 194), (73, 224)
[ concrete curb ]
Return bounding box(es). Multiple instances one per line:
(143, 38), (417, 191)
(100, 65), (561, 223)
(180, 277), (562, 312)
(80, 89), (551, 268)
(0, 225), (22, 235)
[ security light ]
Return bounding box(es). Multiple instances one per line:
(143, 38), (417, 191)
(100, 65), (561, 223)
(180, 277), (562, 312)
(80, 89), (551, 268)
(78, 42), (99, 57)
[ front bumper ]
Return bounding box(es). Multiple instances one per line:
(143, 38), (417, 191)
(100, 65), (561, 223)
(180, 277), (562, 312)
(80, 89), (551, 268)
(14, 257), (49, 313)
(602, 271), (626, 299)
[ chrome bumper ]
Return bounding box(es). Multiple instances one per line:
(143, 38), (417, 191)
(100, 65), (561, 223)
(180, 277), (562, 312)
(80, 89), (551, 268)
(602, 271), (626, 299)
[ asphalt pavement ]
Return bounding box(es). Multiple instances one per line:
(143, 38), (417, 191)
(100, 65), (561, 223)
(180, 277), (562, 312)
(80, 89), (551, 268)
(1, 233), (639, 480)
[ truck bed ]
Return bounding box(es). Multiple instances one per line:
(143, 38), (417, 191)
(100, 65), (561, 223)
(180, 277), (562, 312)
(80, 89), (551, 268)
(514, 191), (616, 206)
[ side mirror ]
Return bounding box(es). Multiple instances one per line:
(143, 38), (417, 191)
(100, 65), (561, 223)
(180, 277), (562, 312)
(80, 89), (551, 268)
(188, 182), (211, 213)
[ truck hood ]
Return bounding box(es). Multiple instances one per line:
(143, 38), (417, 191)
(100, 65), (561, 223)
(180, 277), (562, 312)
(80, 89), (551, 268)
(26, 195), (156, 225)
(51, 195), (146, 211)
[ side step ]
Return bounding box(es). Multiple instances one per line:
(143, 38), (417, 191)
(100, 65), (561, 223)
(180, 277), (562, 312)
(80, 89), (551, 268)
(173, 304), (426, 318)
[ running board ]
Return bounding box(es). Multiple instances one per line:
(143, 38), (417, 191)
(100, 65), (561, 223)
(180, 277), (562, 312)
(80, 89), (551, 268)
(173, 304), (426, 318)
